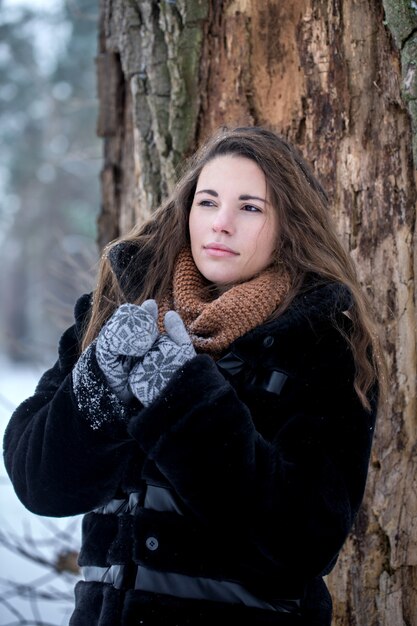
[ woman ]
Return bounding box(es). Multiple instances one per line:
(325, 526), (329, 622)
(3, 126), (384, 625)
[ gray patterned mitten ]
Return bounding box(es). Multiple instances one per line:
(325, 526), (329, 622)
(95, 300), (159, 402)
(129, 309), (196, 407)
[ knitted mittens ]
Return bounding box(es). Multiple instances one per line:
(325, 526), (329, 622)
(86, 300), (195, 408)
(129, 309), (196, 406)
(95, 301), (159, 403)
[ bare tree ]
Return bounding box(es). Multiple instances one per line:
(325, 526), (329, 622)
(0, 509), (81, 626)
(1, 392), (81, 626)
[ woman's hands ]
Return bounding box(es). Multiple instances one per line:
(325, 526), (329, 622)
(129, 310), (196, 406)
(94, 300), (195, 406)
(95, 301), (159, 402)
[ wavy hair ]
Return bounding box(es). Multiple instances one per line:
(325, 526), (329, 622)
(82, 126), (386, 410)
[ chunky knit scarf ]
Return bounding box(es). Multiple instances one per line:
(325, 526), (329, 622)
(159, 247), (291, 358)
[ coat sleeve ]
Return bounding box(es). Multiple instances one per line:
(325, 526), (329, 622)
(126, 314), (377, 580)
(2, 294), (137, 518)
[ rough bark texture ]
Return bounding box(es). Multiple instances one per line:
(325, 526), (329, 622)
(97, 1), (416, 624)
(383, 0), (417, 162)
(97, 0), (207, 247)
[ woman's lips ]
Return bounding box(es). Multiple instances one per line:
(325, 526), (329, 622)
(203, 243), (239, 257)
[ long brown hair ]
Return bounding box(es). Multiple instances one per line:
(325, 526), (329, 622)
(82, 126), (385, 410)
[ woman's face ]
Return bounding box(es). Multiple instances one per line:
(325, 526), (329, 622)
(189, 155), (278, 287)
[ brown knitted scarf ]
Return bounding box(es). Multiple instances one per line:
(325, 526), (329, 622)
(158, 247), (291, 358)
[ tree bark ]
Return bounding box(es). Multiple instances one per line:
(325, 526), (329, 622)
(97, 1), (417, 624)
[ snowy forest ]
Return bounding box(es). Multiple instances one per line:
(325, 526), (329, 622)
(0, 0), (99, 624)
(0, 0), (100, 367)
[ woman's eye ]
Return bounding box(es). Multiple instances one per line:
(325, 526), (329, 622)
(242, 204), (261, 213)
(198, 200), (215, 207)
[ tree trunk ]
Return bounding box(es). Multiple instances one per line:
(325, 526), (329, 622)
(96, 1), (417, 624)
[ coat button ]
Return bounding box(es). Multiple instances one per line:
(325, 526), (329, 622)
(263, 336), (274, 348)
(145, 536), (159, 551)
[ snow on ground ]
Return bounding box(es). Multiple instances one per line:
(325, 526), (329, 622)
(0, 357), (82, 625)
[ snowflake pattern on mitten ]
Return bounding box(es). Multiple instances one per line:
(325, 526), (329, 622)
(129, 310), (196, 406)
(96, 300), (159, 402)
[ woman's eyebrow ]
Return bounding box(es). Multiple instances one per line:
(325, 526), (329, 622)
(195, 189), (218, 197)
(195, 190), (267, 203)
(239, 194), (267, 203)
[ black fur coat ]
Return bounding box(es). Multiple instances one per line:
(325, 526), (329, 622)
(3, 249), (378, 626)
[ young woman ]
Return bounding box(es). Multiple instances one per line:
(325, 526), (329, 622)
(3, 126), (384, 625)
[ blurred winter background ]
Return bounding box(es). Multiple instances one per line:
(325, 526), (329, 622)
(0, 0), (101, 623)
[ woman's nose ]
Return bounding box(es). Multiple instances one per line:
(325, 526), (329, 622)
(212, 208), (234, 234)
